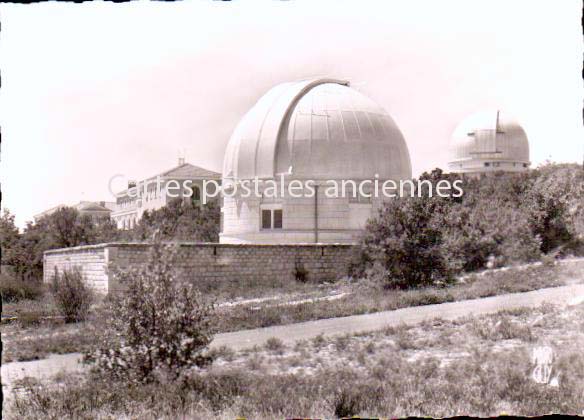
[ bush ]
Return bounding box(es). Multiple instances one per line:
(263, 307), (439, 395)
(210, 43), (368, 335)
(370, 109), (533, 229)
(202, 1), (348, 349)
(355, 165), (581, 289)
(523, 165), (577, 253)
(440, 200), (541, 271)
(0, 274), (44, 303)
(50, 268), (93, 322)
(87, 243), (215, 383)
(361, 194), (452, 289)
(130, 199), (220, 242)
(334, 387), (364, 418)
(265, 337), (285, 353)
(294, 260), (309, 283)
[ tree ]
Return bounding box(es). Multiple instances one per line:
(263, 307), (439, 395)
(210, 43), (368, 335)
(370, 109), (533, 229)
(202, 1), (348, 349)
(0, 209), (21, 268)
(523, 163), (583, 253)
(130, 199), (220, 242)
(11, 207), (120, 281)
(362, 194), (452, 289)
(11, 219), (54, 281)
(356, 168), (548, 288)
(88, 243), (215, 383)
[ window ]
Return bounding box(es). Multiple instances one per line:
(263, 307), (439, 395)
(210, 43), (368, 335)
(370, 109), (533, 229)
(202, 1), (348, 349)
(345, 183), (372, 204)
(191, 186), (201, 206)
(261, 208), (283, 229)
(220, 209), (224, 233)
(273, 209), (283, 229)
(193, 186), (201, 201)
(261, 210), (272, 229)
(484, 162), (490, 167)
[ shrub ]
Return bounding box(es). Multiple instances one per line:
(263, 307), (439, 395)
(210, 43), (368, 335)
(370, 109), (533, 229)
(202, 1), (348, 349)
(524, 169), (574, 253)
(347, 244), (371, 279)
(355, 166), (582, 288)
(523, 163), (584, 253)
(208, 345), (236, 362)
(130, 199), (220, 242)
(50, 268), (92, 322)
(265, 337), (285, 353)
(470, 316), (534, 342)
(361, 194), (452, 288)
(87, 243), (215, 383)
(12, 207), (122, 282)
(0, 274), (44, 302)
(294, 260), (309, 283)
(441, 200), (541, 271)
(334, 335), (351, 351)
(334, 387), (363, 418)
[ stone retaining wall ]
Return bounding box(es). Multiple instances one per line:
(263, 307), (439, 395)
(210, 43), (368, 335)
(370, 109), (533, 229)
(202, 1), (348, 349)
(44, 242), (355, 294)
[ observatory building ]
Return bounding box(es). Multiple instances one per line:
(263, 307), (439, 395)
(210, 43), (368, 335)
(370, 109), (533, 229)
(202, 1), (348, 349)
(220, 78), (412, 244)
(447, 110), (530, 175)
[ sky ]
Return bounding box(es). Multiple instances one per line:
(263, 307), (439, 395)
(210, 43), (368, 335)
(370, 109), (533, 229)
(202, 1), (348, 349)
(1, 0), (582, 228)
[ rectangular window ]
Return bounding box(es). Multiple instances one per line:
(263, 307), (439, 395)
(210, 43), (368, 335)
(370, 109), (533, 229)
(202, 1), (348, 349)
(347, 183), (371, 204)
(273, 209), (283, 229)
(345, 184), (358, 203)
(261, 210), (272, 229)
(359, 184), (372, 204)
(261, 207), (283, 229)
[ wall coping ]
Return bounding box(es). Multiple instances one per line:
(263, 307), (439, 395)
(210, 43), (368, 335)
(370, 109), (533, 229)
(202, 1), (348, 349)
(44, 241), (356, 255)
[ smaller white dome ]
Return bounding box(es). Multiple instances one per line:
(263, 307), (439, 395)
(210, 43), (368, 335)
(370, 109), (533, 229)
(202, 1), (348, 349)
(448, 110), (530, 173)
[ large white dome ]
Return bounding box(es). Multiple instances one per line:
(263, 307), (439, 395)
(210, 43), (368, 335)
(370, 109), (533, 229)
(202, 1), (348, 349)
(223, 78), (412, 181)
(448, 110), (530, 173)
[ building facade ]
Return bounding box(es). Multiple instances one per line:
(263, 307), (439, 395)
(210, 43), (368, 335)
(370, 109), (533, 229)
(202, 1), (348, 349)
(220, 78), (412, 244)
(111, 161), (221, 230)
(34, 201), (116, 223)
(447, 110), (530, 175)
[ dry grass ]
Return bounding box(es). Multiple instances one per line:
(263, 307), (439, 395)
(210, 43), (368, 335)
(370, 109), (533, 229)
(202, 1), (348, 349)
(215, 259), (584, 332)
(2, 324), (95, 363)
(3, 258), (584, 364)
(6, 301), (584, 419)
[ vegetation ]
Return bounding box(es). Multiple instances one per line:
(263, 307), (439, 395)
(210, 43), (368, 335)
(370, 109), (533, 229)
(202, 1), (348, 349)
(2, 323), (97, 363)
(1, 210), (22, 272)
(7, 302), (584, 419)
(50, 268), (93, 323)
(1, 207), (119, 282)
(4, 258), (583, 363)
(0, 199), (219, 286)
(85, 243), (215, 383)
(355, 164), (584, 288)
(0, 273), (44, 303)
(1, 199), (221, 362)
(130, 198), (220, 242)
(215, 259), (584, 332)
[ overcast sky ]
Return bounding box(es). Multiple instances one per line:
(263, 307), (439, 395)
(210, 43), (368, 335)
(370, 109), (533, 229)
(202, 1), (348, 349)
(1, 0), (582, 227)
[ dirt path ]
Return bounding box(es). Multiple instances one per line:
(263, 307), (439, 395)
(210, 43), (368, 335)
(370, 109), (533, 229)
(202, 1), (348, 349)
(212, 283), (584, 350)
(3, 283), (584, 394)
